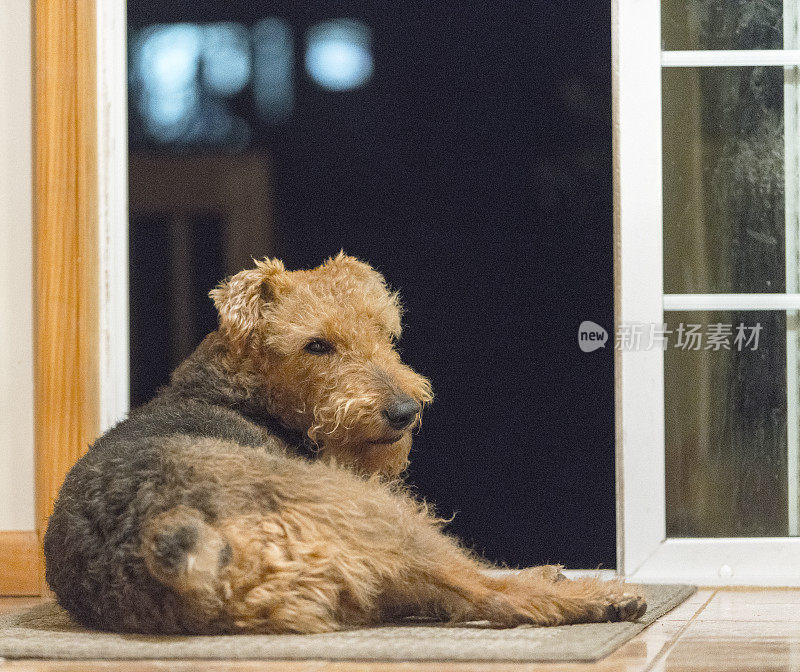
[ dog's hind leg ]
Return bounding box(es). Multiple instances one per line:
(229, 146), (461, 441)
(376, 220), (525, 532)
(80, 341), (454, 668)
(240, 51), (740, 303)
(372, 522), (646, 627)
(213, 511), (392, 633)
(143, 461), (644, 632)
(396, 565), (646, 627)
(142, 506), (346, 634)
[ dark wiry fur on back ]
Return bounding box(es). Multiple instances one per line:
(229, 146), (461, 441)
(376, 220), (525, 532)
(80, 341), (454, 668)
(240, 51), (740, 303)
(44, 338), (290, 631)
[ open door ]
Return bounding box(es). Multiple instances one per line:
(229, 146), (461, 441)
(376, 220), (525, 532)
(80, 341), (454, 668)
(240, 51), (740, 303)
(615, 0), (800, 585)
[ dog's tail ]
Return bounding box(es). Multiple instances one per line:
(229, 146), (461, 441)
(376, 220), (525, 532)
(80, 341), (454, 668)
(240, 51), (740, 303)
(141, 506), (232, 604)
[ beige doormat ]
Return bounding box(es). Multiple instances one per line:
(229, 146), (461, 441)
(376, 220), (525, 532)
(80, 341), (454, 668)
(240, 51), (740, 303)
(0, 584), (694, 663)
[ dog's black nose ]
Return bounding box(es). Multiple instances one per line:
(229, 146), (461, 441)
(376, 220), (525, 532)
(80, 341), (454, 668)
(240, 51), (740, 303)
(383, 396), (421, 430)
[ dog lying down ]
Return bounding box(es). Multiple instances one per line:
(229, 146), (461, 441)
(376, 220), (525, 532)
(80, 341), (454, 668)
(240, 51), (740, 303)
(44, 254), (645, 634)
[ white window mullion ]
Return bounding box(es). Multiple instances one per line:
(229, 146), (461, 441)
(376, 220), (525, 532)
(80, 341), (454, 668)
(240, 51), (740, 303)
(663, 49), (800, 68)
(664, 294), (800, 311)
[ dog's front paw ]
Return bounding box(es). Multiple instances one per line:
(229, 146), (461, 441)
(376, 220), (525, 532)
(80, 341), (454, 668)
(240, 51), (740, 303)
(600, 593), (647, 622)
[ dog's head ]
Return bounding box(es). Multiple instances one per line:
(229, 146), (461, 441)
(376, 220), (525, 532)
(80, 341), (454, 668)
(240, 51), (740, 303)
(209, 253), (433, 475)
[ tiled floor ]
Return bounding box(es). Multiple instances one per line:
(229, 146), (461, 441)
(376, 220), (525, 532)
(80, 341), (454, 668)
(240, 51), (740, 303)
(1, 589), (799, 671)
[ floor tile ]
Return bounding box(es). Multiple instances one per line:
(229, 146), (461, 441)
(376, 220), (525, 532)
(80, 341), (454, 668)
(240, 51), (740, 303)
(708, 590), (800, 605)
(678, 589), (716, 605)
(697, 601), (800, 622)
(659, 590), (713, 621)
(680, 618), (800, 639)
(652, 637), (800, 672)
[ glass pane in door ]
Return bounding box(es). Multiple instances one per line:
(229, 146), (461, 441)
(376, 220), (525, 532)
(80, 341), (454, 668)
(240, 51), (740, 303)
(662, 0), (784, 51)
(663, 66), (785, 294)
(664, 310), (788, 537)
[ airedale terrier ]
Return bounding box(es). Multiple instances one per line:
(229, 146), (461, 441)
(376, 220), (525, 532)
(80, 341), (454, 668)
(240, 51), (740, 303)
(44, 253), (645, 634)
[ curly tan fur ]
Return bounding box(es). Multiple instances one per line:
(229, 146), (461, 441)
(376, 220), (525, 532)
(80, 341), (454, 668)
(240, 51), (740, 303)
(44, 253), (644, 634)
(206, 253), (432, 476)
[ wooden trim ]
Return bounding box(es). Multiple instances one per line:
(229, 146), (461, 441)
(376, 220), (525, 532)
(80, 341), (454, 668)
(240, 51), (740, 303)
(0, 531), (40, 596)
(34, 0), (100, 593)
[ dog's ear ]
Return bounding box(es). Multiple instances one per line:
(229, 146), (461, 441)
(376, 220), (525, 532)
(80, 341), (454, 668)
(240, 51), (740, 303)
(322, 251), (403, 338)
(323, 251), (385, 282)
(209, 258), (287, 339)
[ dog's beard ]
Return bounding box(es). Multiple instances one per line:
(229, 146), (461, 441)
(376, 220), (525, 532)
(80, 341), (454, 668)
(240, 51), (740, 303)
(319, 433), (412, 477)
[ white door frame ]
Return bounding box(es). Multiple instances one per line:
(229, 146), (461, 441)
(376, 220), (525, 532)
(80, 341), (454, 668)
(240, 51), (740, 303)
(614, 0), (800, 586)
(97, 0), (130, 433)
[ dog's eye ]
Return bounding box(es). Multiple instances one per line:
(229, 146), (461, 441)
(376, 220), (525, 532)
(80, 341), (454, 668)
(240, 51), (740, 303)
(305, 339), (333, 354)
